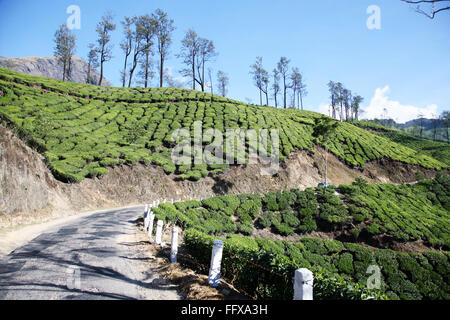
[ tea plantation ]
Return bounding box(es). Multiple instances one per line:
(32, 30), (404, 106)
(352, 120), (450, 167)
(153, 175), (450, 300)
(377, 131), (450, 167)
(0, 67), (446, 182)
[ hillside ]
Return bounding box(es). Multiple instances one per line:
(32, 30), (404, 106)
(153, 175), (450, 300)
(352, 120), (450, 167)
(0, 68), (448, 301)
(0, 56), (111, 87)
(0, 68), (446, 184)
(360, 118), (449, 143)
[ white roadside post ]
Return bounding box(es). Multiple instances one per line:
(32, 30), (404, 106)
(155, 220), (164, 245)
(171, 199), (174, 204)
(144, 205), (150, 230)
(171, 227), (178, 263)
(293, 268), (314, 300)
(147, 212), (155, 238)
(208, 240), (224, 287)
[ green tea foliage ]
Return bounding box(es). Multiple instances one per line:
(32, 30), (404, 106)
(183, 228), (449, 300)
(0, 68), (446, 182)
(155, 177), (450, 250)
(352, 121), (450, 167)
(183, 229), (390, 300)
(153, 177), (449, 299)
(339, 173), (450, 249)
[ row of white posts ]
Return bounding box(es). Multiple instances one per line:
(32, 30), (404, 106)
(143, 200), (314, 300)
(143, 200), (179, 263)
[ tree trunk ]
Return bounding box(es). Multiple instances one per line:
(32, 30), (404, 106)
(160, 53), (164, 87)
(122, 55), (128, 88)
(201, 57), (205, 92)
(128, 54), (138, 88)
(300, 92), (304, 111)
(62, 60), (67, 81)
(99, 57), (104, 86)
(144, 52), (150, 88)
(192, 56), (196, 90)
(99, 46), (105, 86)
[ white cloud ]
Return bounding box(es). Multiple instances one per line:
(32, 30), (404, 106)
(317, 103), (331, 117)
(362, 86), (439, 123)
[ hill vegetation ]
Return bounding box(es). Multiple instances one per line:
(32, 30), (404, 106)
(352, 120), (450, 166)
(153, 175), (450, 300)
(0, 68), (446, 183)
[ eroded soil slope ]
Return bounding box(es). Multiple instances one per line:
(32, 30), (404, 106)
(0, 124), (439, 229)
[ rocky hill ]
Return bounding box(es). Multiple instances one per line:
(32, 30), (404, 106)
(0, 56), (111, 86)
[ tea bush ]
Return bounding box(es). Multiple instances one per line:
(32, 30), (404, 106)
(0, 67), (446, 183)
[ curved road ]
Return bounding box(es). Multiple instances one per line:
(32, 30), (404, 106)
(0, 206), (181, 300)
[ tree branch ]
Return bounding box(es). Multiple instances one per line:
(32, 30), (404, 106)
(400, 0), (450, 18)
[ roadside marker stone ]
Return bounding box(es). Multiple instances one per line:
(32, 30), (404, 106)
(208, 239), (224, 287)
(155, 220), (164, 245)
(171, 227), (178, 263)
(148, 212), (155, 238)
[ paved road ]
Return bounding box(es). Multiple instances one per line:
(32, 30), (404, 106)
(0, 206), (180, 300)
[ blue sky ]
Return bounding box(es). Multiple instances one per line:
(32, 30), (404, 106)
(0, 0), (449, 122)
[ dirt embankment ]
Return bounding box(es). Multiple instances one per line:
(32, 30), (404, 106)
(0, 124), (440, 229)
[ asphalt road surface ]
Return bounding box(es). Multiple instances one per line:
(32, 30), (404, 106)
(0, 206), (181, 300)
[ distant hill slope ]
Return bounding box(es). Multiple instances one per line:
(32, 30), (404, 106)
(361, 118), (448, 143)
(351, 120), (450, 167)
(0, 56), (111, 86)
(0, 67), (446, 183)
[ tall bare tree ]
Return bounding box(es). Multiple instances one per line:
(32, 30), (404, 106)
(351, 95), (364, 121)
(277, 57), (290, 109)
(441, 111), (449, 143)
(298, 74), (307, 111)
(335, 82), (345, 121)
(96, 13), (116, 86)
(120, 17), (134, 87)
(178, 29), (200, 90)
(217, 70), (229, 97)
(250, 57), (269, 106)
(54, 24), (76, 82)
(208, 67), (214, 95)
(342, 88), (352, 121)
(127, 17), (145, 87)
(86, 43), (98, 84)
(138, 14), (157, 88)
(261, 70), (269, 106)
(196, 38), (217, 92)
(152, 9), (175, 88)
(418, 113), (425, 138)
(328, 81), (338, 118)
(272, 69), (280, 108)
(431, 114), (439, 141)
(312, 117), (339, 187)
(290, 68), (307, 109)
